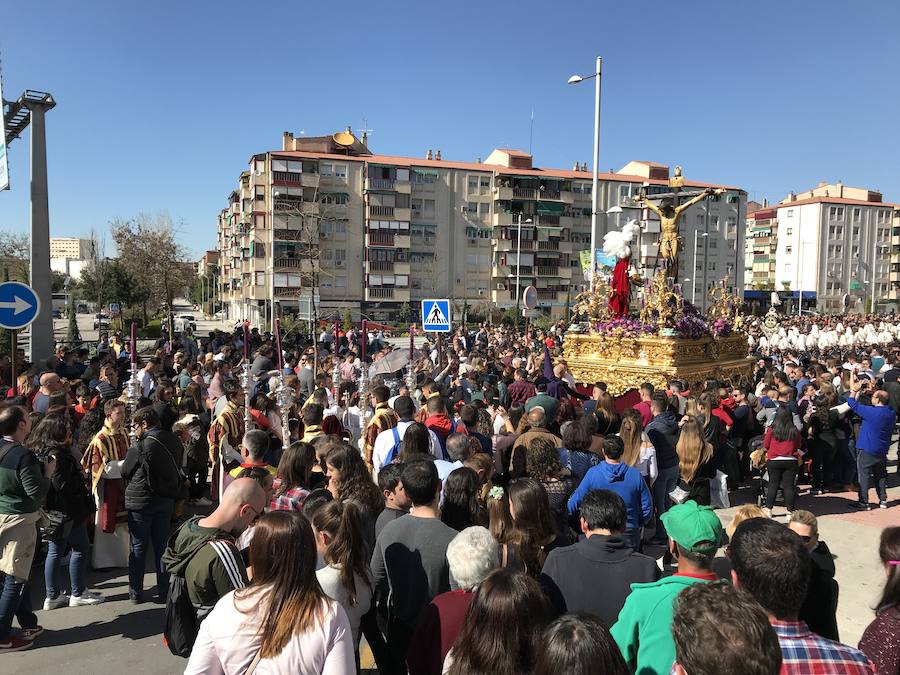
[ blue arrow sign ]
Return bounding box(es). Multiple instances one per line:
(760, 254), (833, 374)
(0, 282), (40, 330)
(421, 299), (451, 332)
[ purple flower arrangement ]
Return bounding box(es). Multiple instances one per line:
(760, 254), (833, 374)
(594, 316), (658, 338)
(673, 314), (710, 339)
(711, 318), (733, 337)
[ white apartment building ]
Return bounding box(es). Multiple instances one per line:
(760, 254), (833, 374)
(774, 183), (897, 312)
(49, 237), (92, 260)
(216, 131), (747, 327)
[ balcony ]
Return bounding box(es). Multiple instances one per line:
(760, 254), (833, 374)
(367, 231), (411, 248)
(492, 264), (512, 277)
(560, 190), (576, 204)
(395, 234), (411, 248)
(366, 261), (411, 275)
(492, 289), (513, 304)
(367, 205), (411, 221)
(559, 267), (573, 280)
(513, 187), (537, 199)
(537, 240), (560, 251)
(540, 189), (561, 200)
(538, 214), (561, 226)
(274, 286), (304, 298)
(536, 266), (560, 276)
(274, 200), (318, 215)
(365, 287), (411, 302)
(366, 177), (395, 191)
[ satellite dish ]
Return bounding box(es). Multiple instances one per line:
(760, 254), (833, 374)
(332, 131), (355, 147)
(523, 286), (538, 310)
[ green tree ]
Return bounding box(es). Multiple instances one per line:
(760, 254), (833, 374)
(65, 303), (81, 343)
(398, 301), (413, 325)
(342, 308), (353, 332)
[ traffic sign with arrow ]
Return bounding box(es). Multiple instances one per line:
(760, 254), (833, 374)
(0, 282), (41, 330)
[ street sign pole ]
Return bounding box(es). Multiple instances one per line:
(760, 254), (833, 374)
(9, 329), (15, 397)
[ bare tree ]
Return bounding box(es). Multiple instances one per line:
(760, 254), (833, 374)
(111, 213), (193, 334)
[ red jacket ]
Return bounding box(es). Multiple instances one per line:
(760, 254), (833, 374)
(763, 427), (801, 460)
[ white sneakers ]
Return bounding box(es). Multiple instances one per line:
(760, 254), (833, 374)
(69, 590), (105, 606)
(44, 590), (105, 609)
(43, 594), (69, 610)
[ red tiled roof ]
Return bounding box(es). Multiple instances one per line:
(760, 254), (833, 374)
(495, 148), (531, 158)
(266, 150), (743, 192)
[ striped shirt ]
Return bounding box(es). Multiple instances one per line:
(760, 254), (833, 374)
(772, 619), (875, 674)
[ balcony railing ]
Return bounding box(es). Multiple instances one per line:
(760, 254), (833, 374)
(537, 266), (559, 276)
(368, 231), (404, 246)
(274, 286), (304, 297)
(538, 215), (560, 225)
(273, 171), (303, 184)
(274, 258), (307, 268)
(513, 187), (536, 199)
(369, 205), (394, 217)
(368, 178), (395, 190)
(368, 260), (396, 272)
(540, 189), (561, 200)
(537, 240), (560, 251)
(367, 287), (395, 299)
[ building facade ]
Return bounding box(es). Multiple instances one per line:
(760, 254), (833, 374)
(773, 183), (897, 313)
(216, 131), (747, 327)
(744, 203), (778, 290)
(49, 237), (92, 260)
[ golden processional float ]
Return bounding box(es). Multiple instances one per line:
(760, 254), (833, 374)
(564, 168), (754, 396)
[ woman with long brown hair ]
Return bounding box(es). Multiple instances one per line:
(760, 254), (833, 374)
(593, 391), (621, 436)
(675, 418), (715, 506)
(185, 511), (354, 673)
(311, 500), (373, 652)
(619, 409), (657, 484)
(499, 478), (565, 576)
(444, 568), (553, 675)
(324, 443), (383, 554)
(270, 441), (316, 512)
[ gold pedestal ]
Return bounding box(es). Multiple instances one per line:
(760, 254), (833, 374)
(564, 332), (754, 396)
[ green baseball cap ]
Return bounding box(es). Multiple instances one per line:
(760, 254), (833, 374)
(660, 501), (724, 555)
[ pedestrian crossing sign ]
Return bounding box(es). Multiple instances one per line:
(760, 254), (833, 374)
(421, 299), (451, 332)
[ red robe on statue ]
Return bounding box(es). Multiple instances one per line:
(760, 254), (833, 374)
(609, 257), (631, 317)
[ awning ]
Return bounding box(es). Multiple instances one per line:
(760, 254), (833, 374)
(412, 169), (439, 176)
(537, 201), (565, 214)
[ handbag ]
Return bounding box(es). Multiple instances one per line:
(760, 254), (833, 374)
(710, 470), (731, 509)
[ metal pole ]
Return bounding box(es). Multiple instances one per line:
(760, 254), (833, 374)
(871, 222), (878, 313)
(10, 330), (16, 397)
(589, 56), (602, 291)
(25, 100), (54, 364)
(515, 214), (523, 324)
(797, 242), (803, 317)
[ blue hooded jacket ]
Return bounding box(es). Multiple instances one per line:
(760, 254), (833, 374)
(567, 461), (654, 532)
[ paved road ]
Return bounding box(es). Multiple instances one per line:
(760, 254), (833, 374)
(8, 473), (898, 673)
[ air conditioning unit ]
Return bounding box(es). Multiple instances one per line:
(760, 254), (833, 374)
(335, 260), (345, 267)
(496, 283), (506, 290)
(490, 238), (499, 246)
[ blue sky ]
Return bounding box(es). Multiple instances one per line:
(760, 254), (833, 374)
(2, 0), (899, 257)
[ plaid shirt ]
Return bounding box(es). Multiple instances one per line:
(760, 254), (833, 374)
(772, 619), (875, 674)
(269, 479), (310, 512)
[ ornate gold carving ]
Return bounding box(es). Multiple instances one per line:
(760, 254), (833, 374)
(640, 271), (685, 328)
(574, 273), (613, 324)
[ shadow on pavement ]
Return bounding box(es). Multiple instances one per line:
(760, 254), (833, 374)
(35, 607), (165, 647)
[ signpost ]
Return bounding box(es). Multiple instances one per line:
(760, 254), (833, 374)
(0, 282), (41, 396)
(421, 299), (451, 333)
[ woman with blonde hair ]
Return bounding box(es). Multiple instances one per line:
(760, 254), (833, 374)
(593, 391), (620, 436)
(185, 510), (354, 673)
(679, 396), (701, 427)
(675, 418), (715, 506)
(618, 409), (657, 484)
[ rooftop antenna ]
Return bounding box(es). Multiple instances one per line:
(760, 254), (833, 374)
(529, 107), (534, 156)
(357, 118), (374, 146)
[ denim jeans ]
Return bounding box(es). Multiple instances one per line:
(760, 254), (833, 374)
(858, 451), (888, 505)
(651, 465), (680, 542)
(0, 574), (37, 641)
(45, 521), (90, 598)
(128, 501), (173, 599)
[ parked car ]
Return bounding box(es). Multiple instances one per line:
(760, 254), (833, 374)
(52, 308), (63, 319)
(175, 314), (197, 333)
(93, 314), (110, 330)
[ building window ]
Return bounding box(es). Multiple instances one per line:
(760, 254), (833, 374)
(467, 175), (479, 193)
(335, 250), (346, 262)
(478, 202), (490, 217)
(786, 209), (794, 217)
(829, 206), (845, 220)
(786, 228), (793, 236)
(853, 208), (862, 221)
(785, 246), (793, 254)
(480, 176), (491, 189)
(466, 202), (478, 215)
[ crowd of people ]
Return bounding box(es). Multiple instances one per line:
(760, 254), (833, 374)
(0, 317), (898, 674)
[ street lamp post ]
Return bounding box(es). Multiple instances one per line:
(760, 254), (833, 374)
(568, 56), (603, 291)
(515, 214), (533, 323)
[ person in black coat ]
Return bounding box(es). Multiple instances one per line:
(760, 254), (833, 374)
(540, 489), (659, 627)
(789, 510), (840, 641)
(121, 406), (184, 603)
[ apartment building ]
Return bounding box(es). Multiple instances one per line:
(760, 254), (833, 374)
(891, 207), (900, 304)
(744, 202), (778, 290)
(198, 250), (219, 277)
(216, 131), (746, 327)
(49, 237), (92, 260)
(774, 182), (897, 312)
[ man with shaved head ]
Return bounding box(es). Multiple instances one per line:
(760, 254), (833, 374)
(162, 478), (265, 622)
(32, 372), (65, 414)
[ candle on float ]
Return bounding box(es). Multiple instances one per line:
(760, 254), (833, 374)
(130, 321), (137, 364)
(361, 320), (368, 363)
(243, 323), (249, 360)
(274, 318), (283, 371)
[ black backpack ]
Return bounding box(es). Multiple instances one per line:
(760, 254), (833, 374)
(164, 574), (198, 657)
(145, 435), (189, 501)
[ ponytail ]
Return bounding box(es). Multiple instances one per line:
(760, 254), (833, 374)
(311, 500), (371, 606)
